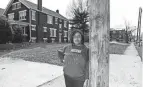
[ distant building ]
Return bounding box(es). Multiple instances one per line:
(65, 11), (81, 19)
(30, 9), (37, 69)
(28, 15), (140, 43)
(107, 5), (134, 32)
(3, 0), (69, 43)
(110, 29), (126, 42)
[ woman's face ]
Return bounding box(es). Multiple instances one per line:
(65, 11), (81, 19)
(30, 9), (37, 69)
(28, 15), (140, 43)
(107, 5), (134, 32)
(73, 32), (82, 45)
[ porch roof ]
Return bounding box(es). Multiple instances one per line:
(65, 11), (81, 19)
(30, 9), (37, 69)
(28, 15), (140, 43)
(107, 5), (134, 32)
(8, 20), (30, 26)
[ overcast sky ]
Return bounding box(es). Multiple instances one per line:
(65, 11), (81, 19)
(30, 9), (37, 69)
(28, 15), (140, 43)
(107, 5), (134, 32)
(0, 0), (143, 32)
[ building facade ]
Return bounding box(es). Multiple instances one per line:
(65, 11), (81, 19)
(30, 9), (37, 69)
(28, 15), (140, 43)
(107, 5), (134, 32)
(110, 29), (126, 42)
(4, 0), (69, 43)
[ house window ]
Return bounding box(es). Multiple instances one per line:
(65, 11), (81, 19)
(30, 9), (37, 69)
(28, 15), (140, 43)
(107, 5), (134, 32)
(19, 10), (27, 20)
(50, 28), (57, 37)
(59, 24), (62, 28)
(64, 31), (68, 37)
(43, 38), (48, 43)
(64, 21), (67, 28)
(22, 26), (27, 35)
(31, 37), (36, 42)
(59, 19), (62, 23)
(64, 38), (67, 42)
(12, 3), (16, 10)
(31, 25), (36, 31)
(51, 38), (55, 43)
(47, 15), (53, 24)
(43, 27), (47, 32)
(55, 17), (58, 24)
(17, 2), (21, 9)
(32, 10), (36, 20)
(8, 13), (14, 20)
(12, 2), (21, 10)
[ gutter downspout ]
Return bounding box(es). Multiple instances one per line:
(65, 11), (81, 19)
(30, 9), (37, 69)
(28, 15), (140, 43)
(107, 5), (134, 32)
(29, 8), (32, 42)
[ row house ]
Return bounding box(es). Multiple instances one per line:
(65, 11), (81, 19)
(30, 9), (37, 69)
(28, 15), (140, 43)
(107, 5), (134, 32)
(3, 0), (69, 43)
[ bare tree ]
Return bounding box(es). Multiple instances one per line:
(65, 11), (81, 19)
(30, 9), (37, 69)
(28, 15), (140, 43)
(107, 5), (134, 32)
(124, 20), (136, 43)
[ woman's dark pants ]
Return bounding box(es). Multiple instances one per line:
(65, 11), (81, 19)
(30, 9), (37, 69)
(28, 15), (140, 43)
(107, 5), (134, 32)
(64, 74), (84, 87)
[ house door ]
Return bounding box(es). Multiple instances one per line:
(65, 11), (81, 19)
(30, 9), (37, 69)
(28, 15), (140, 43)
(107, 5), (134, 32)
(59, 33), (62, 43)
(21, 26), (29, 42)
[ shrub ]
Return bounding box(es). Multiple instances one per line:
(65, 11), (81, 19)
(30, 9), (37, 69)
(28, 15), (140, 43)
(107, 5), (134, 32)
(0, 15), (13, 44)
(12, 24), (24, 43)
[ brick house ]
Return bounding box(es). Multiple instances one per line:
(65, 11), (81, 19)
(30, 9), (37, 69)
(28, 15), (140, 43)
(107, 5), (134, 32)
(110, 29), (126, 42)
(3, 0), (69, 43)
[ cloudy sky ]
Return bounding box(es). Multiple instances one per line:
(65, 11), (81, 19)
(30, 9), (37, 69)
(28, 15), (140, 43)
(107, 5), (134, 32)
(0, 0), (143, 32)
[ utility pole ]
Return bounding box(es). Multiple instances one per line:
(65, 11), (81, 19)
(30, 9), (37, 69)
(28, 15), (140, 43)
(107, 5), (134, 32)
(137, 7), (142, 46)
(88, 0), (110, 87)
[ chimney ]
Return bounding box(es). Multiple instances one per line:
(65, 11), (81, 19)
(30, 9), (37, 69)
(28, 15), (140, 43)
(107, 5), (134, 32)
(56, 9), (59, 13)
(38, 0), (42, 11)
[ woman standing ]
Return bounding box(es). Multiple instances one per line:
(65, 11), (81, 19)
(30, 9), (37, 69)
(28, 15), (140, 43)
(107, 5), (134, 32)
(58, 29), (89, 87)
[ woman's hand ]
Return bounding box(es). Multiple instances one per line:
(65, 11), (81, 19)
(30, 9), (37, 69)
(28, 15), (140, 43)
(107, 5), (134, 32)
(83, 79), (89, 87)
(60, 59), (65, 63)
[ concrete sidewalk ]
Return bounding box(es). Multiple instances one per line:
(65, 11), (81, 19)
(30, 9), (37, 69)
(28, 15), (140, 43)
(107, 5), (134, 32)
(110, 43), (142, 87)
(0, 58), (63, 87)
(38, 75), (65, 87)
(124, 43), (139, 56)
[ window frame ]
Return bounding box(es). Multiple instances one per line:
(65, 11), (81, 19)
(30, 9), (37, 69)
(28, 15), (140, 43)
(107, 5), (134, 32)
(55, 17), (58, 25)
(17, 2), (21, 9)
(12, 2), (21, 10)
(8, 13), (14, 20)
(31, 25), (36, 31)
(32, 10), (36, 21)
(64, 31), (68, 37)
(43, 27), (47, 32)
(43, 38), (48, 43)
(19, 10), (27, 20)
(47, 15), (53, 24)
(12, 3), (16, 10)
(50, 28), (57, 37)
(64, 21), (67, 28)
(31, 37), (36, 42)
(21, 26), (27, 35)
(59, 23), (62, 29)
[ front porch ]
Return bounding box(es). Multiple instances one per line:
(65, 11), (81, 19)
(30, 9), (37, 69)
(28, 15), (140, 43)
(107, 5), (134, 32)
(9, 20), (31, 42)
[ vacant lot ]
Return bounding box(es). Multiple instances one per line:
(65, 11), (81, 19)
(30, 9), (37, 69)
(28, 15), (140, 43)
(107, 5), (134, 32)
(1, 42), (129, 66)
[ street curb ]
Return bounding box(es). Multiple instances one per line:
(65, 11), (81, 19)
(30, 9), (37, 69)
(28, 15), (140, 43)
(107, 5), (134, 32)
(37, 75), (63, 87)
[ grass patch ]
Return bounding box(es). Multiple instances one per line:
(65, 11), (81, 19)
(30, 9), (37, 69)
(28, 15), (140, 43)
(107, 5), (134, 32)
(109, 43), (129, 54)
(1, 42), (129, 66)
(0, 42), (39, 56)
(1, 43), (68, 66)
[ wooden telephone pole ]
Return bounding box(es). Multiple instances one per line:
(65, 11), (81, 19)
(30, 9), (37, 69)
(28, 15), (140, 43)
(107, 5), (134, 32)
(88, 0), (110, 87)
(137, 7), (142, 46)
